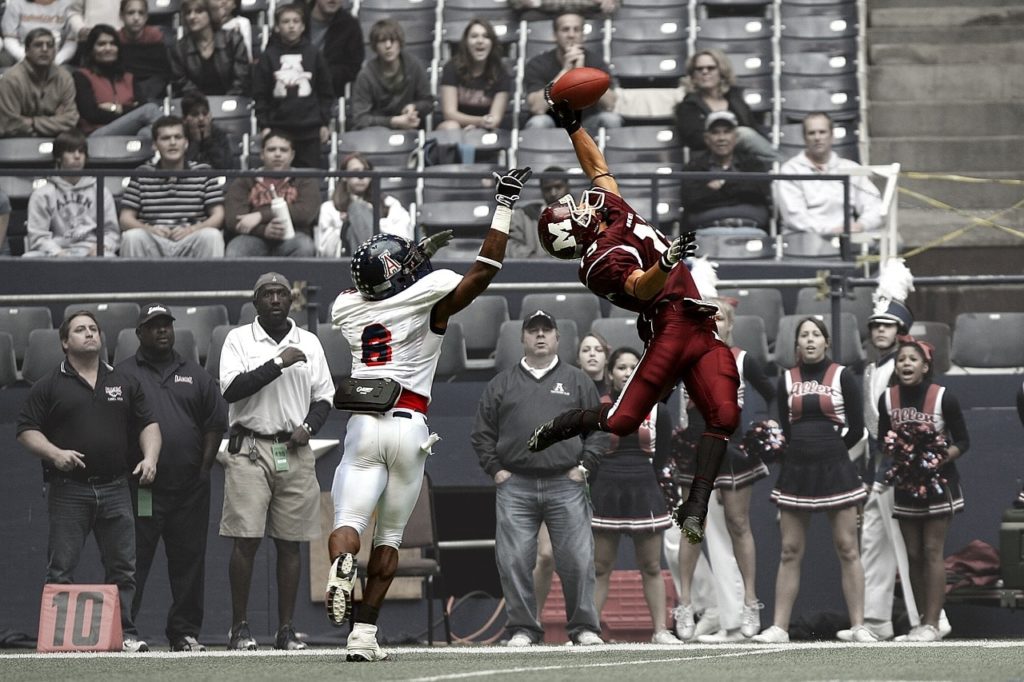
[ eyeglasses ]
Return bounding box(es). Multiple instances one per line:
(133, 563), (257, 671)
(693, 65), (718, 73)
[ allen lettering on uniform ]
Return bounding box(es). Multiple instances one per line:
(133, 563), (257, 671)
(790, 380), (837, 397)
(890, 407), (938, 424)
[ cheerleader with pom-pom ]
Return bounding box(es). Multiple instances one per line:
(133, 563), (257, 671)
(877, 338), (969, 642)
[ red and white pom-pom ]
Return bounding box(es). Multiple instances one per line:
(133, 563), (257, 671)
(882, 422), (949, 499)
(740, 420), (786, 464)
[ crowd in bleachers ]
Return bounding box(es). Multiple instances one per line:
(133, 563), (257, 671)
(0, 0), (874, 258)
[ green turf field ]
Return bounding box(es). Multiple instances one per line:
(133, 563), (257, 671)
(2, 641), (1023, 681)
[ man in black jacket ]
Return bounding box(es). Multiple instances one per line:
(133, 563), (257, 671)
(306, 0), (364, 97)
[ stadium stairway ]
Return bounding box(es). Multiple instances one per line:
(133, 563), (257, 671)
(866, 0), (1024, 248)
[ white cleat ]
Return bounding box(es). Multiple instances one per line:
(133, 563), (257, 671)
(325, 553), (357, 626)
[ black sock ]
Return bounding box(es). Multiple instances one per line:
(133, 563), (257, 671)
(694, 431), (728, 483)
(357, 603), (380, 625)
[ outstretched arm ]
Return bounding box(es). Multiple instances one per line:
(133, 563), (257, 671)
(546, 92), (619, 197)
(432, 167), (533, 327)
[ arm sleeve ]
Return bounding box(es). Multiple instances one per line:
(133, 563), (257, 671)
(129, 375), (157, 428)
(777, 163), (817, 233)
(222, 361), (282, 403)
(853, 174), (883, 231)
(252, 53), (272, 130)
(942, 391), (970, 456)
(222, 178), (253, 238)
(102, 187), (121, 255)
(876, 394), (891, 442)
(350, 70), (388, 130)
(26, 189), (61, 256)
(315, 50), (335, 125)
(470, 377), (503, 478)
(840, 367), (864, 449)
(302, 399), (331, 434)
(673, 97), (706, 150)
(291, 178), (323, 234)
(201, 371), (229, 434)
(408, 57), (435, 119)
(16, 376), (51, 435)
(169, 41), (194, 96)
(73, 71), (118, 125)
(225, 33), (250, 95)
(777, 375), (791, 441)
(31, 74), (79, 136)
(578, 377), (610, 473)
(2, 37), (25, 64)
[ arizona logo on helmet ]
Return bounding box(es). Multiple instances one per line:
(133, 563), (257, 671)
(378, 252), (402, 279)
(351, 234), (433, 301)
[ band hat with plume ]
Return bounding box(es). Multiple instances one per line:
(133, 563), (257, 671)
(870, 258), (915, 332)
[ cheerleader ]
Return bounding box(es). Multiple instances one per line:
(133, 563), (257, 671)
(753, 317), (873, 643)
(591, 348), (679, 644)
(879, 338), (969, 642)
(672, 298), (775, 642)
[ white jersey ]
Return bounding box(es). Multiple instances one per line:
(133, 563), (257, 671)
(330, 269), (462, 401)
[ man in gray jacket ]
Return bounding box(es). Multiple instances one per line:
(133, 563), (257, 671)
(472, 310), (609, 647)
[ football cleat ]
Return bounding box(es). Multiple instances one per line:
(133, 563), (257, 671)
(326, 553), (357, 626)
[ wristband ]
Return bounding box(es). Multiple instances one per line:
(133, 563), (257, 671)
(658, 253), (673, 272)
(490, 204), (512, 235)
(476, 255), (502, 269)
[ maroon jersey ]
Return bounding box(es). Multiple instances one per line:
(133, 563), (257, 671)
(579, 189), (702, 315)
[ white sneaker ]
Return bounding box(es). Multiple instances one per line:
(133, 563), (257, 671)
(752, 626), (789, 643)
(697, 628), (747, 644)
(894, 625), (920, 642)
(506, 631), (534, 647)
(838, 620), (892, 641)
(849, 625), (880, 642)
(740, 601), (763, 638)
(122, 637), (149, 653)
(573, 630), (604, 646)
(325, 553), (357, 626)
(651, 629), (682, 644)
(672, 603), (695, 641)
(938, 610), (952, 639)
(693, 606), (720, 638)
(907, 624), (941, 642)
(346, 623), (388, 662)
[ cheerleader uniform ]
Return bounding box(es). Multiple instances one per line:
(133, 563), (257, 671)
(771, 358), (867, 511)
(675, 347), (777, 490)
(591, 396), (673, 534)
(877, 381), (969, 519)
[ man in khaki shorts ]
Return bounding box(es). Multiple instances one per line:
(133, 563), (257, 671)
(218, 272), (334, 650)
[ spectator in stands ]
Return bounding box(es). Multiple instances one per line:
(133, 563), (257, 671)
(223, 130), (318, 257)
(182, 91), (238, 170)
(23, 129), (120, 257)
(778, 112), (882, 235)
(592, 347), (679, 644)
(523, 11), (620, 132)
(305, 0), (364, 97)
(679, 111), (771, 234)
(437, 19), (512, 132)
(73, 25), (162, 143)
(253, 2), (333, 169)
(1, 0), (77, 66)
(472, 310), (609, 646)
(119, 115), (226, 258)
(69, 0), (121, 43)
(674, 49), (776, 166)
(0, 190), (10, 255)
(510, 0), (619, 16)
(169, 0), (250, 97)
(508, 165), (570, 258)
(210, 0), (253, 62)
(0, 28), (79, 138)
(350, 18), (433, 131)
(577, 332), (609, 391)
(315, 151), (412, 257)
(118, 0), (171, 103)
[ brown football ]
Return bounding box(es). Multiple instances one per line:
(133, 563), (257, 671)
(549, 67), (611, 110)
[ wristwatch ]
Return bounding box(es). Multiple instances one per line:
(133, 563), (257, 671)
(273, 356), (284, 368)
(301, 422), (313, 436)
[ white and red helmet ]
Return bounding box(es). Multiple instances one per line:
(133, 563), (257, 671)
(536, 190), (606, 260)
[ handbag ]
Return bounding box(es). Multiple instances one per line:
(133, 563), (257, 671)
(333, 377), (402, 413)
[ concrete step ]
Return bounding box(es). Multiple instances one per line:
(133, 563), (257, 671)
(869, 25), (1023, 44)
(895, 208), (1024, 249)
(869, 64), (1024, 102)
(869, 41), (1024, 65)
(870, 6), (1024, 28)
(868, 101), (1024, 137)
(871, 0), (1024, 8)
(870, 136), (1024, 172)
(892, 172), (1024, 211)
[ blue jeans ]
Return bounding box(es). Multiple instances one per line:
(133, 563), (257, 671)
(225, 233), (316, 257)
(495, 472), (600, 642)
(47, 477), (139, 636)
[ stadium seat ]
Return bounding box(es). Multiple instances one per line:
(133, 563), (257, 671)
(604, 126), (684, 165)
(780, 87), (859, 124)
(515, 128), (583, 172)
(951, 312), (1024, 369)
(609, 18), (688, 58)
(731, 49), (774, 81)
(205, 324), (233, 382)
(86, 136), (152, 169)
(731, 315), (770, 367)
(520, 293), (602, 343)
(795, 286), (875, 339)
(611, 55), (688, 88)
(780, 50), (856, 88)
(422, 164), (501, 203)
(426, 128), (511, 166)
(773, 312), (863, 368)
(781, 13), (858, 39)
(169, 304), (230, 364)
(618, 0), (687, 21)
(337, 128), (421, 169)
(695, 232), (773, 260)
(780, 232), (842, 258)
(698, 0), (772, 18)
(0, 306), (52, 367)
(113, 328), (199, 365)
(168, 96), (253, 140)
(442, 0), (515, 23)
(435, 322), (467, 379)
(590, 317), (642, 357)
(450, 295), (509, 369)
(494, 319), (578, 374)
(718, 287), (785, 346)
(612, 162), (684, 228)
(419, 200), (494, 238)
(906, 321), (952, 376)
(62, 303), (140, 360)
(697, 17), (772, 43)
(237, 302), (308, 327)
(316, 323), (353, 382)
(0, 332), (17, 387)
(21, 329), (107, 384)
(0, 137), (55, 167)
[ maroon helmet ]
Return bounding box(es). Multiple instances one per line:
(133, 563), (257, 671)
(536, 190), (606, 260)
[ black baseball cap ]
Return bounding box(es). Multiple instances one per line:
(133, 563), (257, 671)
(137, 303), (175, 327)
(522, 310), (557, 331)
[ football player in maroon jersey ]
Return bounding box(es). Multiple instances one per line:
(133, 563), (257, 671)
(527, 92), (741, 545)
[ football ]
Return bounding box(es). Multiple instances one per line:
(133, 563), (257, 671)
(549, 67), (611, 110)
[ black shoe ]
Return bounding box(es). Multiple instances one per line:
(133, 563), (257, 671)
(228, 621), (258, 651)
(528, 409), (586, 452)
(274, 623), (307, 651)
(170, 635), (206, 652)
(672, 500), (708, 545)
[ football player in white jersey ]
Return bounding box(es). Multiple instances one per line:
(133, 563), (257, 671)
(325, 166), (532, 661)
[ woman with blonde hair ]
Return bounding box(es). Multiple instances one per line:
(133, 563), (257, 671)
(673, 48), (776, 165)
